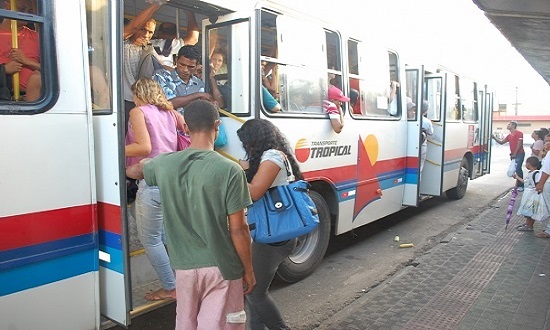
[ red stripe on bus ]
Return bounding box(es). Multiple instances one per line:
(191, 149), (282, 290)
(303, 157), (407, 183)
(0, 205), (95, 251)
(97, 202), (122, 234)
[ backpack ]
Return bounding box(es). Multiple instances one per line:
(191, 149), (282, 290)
(154, 38), (173, 57)
(137, 45), (164, 79)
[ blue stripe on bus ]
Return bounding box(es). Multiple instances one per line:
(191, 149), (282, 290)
(404, 167), (419, 184)
(99, 244), (124, 274)
(379, 170), (406, 190)
(0, 234), (96, 271)
(0, 249), (98, 296)
(99, 229), (122, 250)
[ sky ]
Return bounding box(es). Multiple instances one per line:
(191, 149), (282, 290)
(281, 0), (550, 114)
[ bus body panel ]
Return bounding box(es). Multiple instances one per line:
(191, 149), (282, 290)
(0, 273), (98, 330)
(0, 0), (100, 328)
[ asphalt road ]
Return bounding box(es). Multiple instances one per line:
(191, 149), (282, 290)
(110, 144), (513, 330)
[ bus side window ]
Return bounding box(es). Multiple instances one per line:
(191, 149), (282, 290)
(461, 78), (477, 123)
(445, 75), (460, 121)
(260, 11), (279, 103)
(388, 51), (399, 117)
(206, 21), (250, 114)
(348, 39), (363, 115)
(326, 30), (341, 88)
(0, 0), (41, 102)
(274, 13), (325, 114)
(355, 41), (392, 118)
(87, 0), (112, 111)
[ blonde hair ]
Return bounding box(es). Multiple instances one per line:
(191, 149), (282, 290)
(131, 78), (173, 110)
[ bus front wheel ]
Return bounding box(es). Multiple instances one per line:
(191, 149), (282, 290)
(277, 190), (331, 283)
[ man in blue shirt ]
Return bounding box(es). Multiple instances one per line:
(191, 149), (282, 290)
(154, 45), (215, 111)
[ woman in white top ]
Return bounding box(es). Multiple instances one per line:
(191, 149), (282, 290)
(237, 119), (302, 330)
(535, 133), (550, 238)
(530, 130), (544, 160)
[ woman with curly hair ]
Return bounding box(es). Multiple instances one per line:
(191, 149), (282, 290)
(126, 77), (184, 301)
(237, 119), (302, 330)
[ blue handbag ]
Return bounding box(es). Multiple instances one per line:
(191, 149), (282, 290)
(246, 155), (319, 243)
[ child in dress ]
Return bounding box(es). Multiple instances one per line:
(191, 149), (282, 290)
(514, 156), (542, 231)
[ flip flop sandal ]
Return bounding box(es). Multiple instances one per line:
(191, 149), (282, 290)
(536, 232), (550, 238)
(517, 225), (534, 231)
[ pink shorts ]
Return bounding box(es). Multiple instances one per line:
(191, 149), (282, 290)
(175, 267), (246, 330)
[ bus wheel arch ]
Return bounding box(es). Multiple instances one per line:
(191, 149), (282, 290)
(446, 155), (471, 200)
(277, 182), (334, 283)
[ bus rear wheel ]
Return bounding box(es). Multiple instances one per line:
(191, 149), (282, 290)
(446, 157), (469, 200)
(277, 190), (331, 283)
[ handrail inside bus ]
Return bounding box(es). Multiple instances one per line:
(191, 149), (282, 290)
(10, 0), (19, 100)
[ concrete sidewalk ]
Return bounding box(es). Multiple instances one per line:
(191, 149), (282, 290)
(316, 189), (550, 330)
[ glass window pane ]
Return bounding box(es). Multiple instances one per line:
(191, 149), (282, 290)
(0, 0), (41, 102)
(207, 21), (249, 114)
(86, 0), (112, 111)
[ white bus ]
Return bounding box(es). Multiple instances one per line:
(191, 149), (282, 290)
(0, 0), (493, 328)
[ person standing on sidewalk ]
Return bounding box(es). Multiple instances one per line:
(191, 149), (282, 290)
(535, 134), (550, 238)
(492, 121), (525, 191)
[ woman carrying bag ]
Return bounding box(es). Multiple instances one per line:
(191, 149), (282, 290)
(125, 78), (184, 301)
(237, 119), (302, 330)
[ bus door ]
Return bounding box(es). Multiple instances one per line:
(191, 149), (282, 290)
(479, 89), (493, 175)
(473, 88), (485, 177)
(203, 12), (253, 161)
(403, 66), (424, 206)
(89, 1), (131, 326)
(419, 73), (446, 196)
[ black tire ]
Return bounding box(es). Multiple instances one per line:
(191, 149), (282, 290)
(446, 157), (469, 200)
(277, 191), (331, 283)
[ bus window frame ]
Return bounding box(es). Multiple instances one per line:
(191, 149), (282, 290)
(0, 3), (59, 115)
(445, 74), (461, 123)
(349, 40), (399, 121)
(88, 0), (114, 116)
(460, 77), (478, 124)
(205, 18), (251, 117)
(260, 10), (328, 118)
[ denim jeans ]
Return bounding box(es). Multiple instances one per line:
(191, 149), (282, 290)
(135, 180), (176, 290)
(515, 152), (525, 188)
(246, 239), (296, 330)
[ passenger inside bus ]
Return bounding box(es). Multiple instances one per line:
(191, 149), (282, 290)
(388, 80), (399, 116)
(261, 60), (278, 99)
(209, 47), (227, 85)
(150, 12), (199, 71)
(154, 45), (216, 111)
(195, 63), (203, 81)
(349, 88), (359, 113)
(407, 97), (416, 120)
(326, 85), (349, 133)
(0, 0), (41, 101)
(89, 64), (110, 109)
(123, 2), (164, 131)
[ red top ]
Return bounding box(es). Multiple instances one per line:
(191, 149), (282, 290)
(504, 130), (525, 155)
(0, 26), (40, 90)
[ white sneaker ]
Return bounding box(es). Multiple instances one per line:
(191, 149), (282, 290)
(517, 187), (524, 192)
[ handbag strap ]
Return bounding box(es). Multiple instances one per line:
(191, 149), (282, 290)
(169, 110), (183, 132)
(533, 170), (541, 186)
(278, 151), (295, 182)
